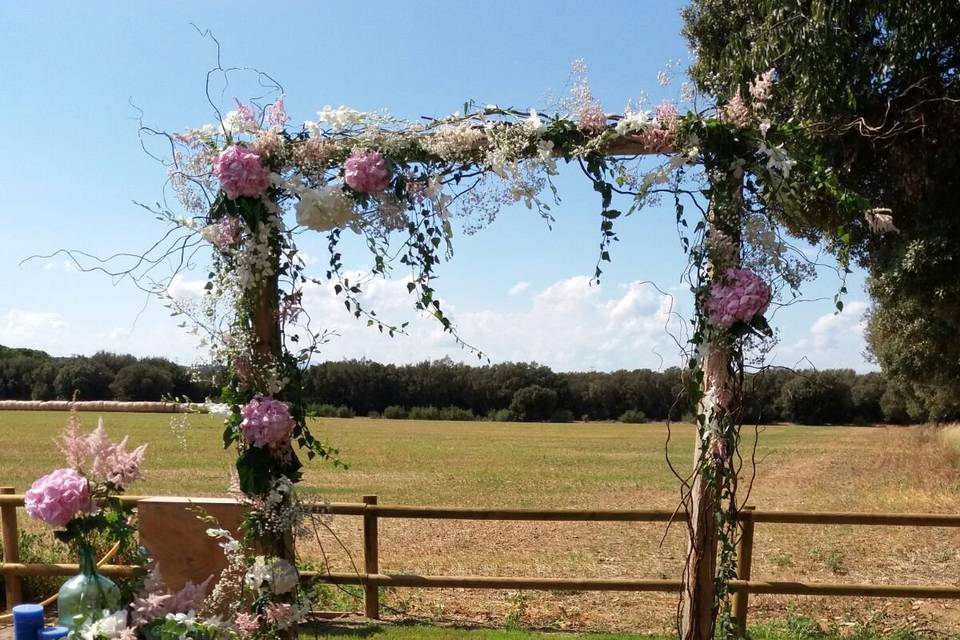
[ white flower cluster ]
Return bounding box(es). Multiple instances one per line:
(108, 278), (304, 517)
(244, 555), (299, 595)
(313, 105), (367, 131)
(421, 121), (486, 162)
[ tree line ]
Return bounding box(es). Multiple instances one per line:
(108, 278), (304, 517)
(0, 344), (944, 425)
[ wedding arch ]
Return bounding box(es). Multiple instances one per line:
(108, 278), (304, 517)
(71, 54), (886, 640)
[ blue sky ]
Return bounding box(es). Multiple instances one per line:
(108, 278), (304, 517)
(0, 1), (872, 372)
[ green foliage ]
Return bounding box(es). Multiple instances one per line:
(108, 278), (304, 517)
(618, 409), (648, 424)
(53, 358), (114, 400)
(683, 0), (960, 421)
(382, 405), (408, 419)
(508, 385), (558, 422)
(110, 362), (175, 401)
(780, 371), (855, 425)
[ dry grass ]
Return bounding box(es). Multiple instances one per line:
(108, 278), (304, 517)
(1, 413), (959, 634)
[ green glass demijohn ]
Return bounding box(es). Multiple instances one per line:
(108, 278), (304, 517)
(57, 543), (121, 630)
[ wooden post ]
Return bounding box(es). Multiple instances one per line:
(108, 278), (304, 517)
(1, 486), (23, 611)
(362, 495), (380, 620)
(680, 167), (743, 640)
(733, 506), (756, 638)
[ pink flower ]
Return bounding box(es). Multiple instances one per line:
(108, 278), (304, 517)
(24, 468), (96, 527)
(235, 613), (261, 634)
(265, 603), (293, 627)
(267, 97), (288, 129)
(344, 150), (391, 193)
(87, 419), (147, 490)
(722, 92), (752, 128)
(577, 105), (607, 133)
(203, 216), (243, 251)
(240, 396), (294, 450)
(213, 145), (270, 200)
(707, 268), (772, 329)
(749, 69), (776, 107)
(865, 208), (899, 234)
(633, 102), (678, 153)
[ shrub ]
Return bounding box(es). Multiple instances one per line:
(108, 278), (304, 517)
(53, 359), (114, 400)
(550, 408), (575, 423)
(491, 408), (513, 422)
(335, 405), (356, 419)
(383, 405), (408, 419)
(307, 403), (339, 417)
(408, 406), (441, 420)
(439, 406), (474, 421)
(509, 385), (558, 422)
(618, 409), (648, 423)
(110, 363), (175, 401)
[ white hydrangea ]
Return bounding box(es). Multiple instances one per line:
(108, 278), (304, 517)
(422, 122), (486, 162)
(295, 185), (357, 232)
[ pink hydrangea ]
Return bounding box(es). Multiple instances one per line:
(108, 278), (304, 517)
(707, 268), (772, 329)
(343, 150), (391, 193)
(577, 105), (607, 133)
(213, 145), (270, 200)
(24, 468), (96, 527)
(240, 396), (294, 449)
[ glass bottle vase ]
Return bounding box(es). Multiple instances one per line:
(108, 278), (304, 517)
(57, 542), (122, 630)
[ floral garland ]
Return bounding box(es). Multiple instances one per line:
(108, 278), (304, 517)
(116, 61), (887, 640)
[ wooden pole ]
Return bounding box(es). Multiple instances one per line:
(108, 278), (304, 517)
(680, 167), (743, 640)
(732, 506), (756, 638)
(362, 495), (380, 620)
(1, 486), (23, 611)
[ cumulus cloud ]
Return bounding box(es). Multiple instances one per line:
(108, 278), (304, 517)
(773, 300), (871, 371)
(299, 275), (688, 371)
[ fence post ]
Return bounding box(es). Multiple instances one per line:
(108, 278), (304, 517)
(732, 505), (756, 638)
(1, 486), (23, 611)
(362, 495), (380, 620)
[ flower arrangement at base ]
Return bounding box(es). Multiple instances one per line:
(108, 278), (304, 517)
(24, 409), (147, 632)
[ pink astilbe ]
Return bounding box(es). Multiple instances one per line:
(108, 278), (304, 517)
(577, 105), (607, 133)
(344, 150), (391, 193)
(88, 419), (148, 490)
(722, 91), (752, 128)
(707, 268), (772, 329)
(213, 145), (271, 200)
(166, 575), (213, 614)
(631, 102), (679, 153)
(865, 208), (899, 234)
(235, 613), (261, 636)
(267, 96), (288, 130)
(264, 603), (293, 628)
(749, 68), (776, 108)
(131, 593), (172, 625)
(56, 406), (88, 470)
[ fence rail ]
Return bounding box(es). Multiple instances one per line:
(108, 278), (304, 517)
(3, 488), (960, 638)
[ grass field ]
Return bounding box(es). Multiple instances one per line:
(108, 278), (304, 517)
(1, 411), (959, 636)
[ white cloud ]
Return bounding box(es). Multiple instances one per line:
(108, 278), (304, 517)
(508, 281), (530, 296)
(773, 300), (871, 371)
(166, 274), (207, 299)
(298, 275), (687, 371)
(0, 309), (69, 352)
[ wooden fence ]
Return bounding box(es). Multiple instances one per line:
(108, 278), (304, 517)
(3, 488), (960, 637)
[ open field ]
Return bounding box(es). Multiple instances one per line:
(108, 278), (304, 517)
(1, 412), (959, 635)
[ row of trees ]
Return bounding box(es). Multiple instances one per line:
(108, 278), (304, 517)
(0, 345), (945, 424)
(0, 345), (217, 402)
